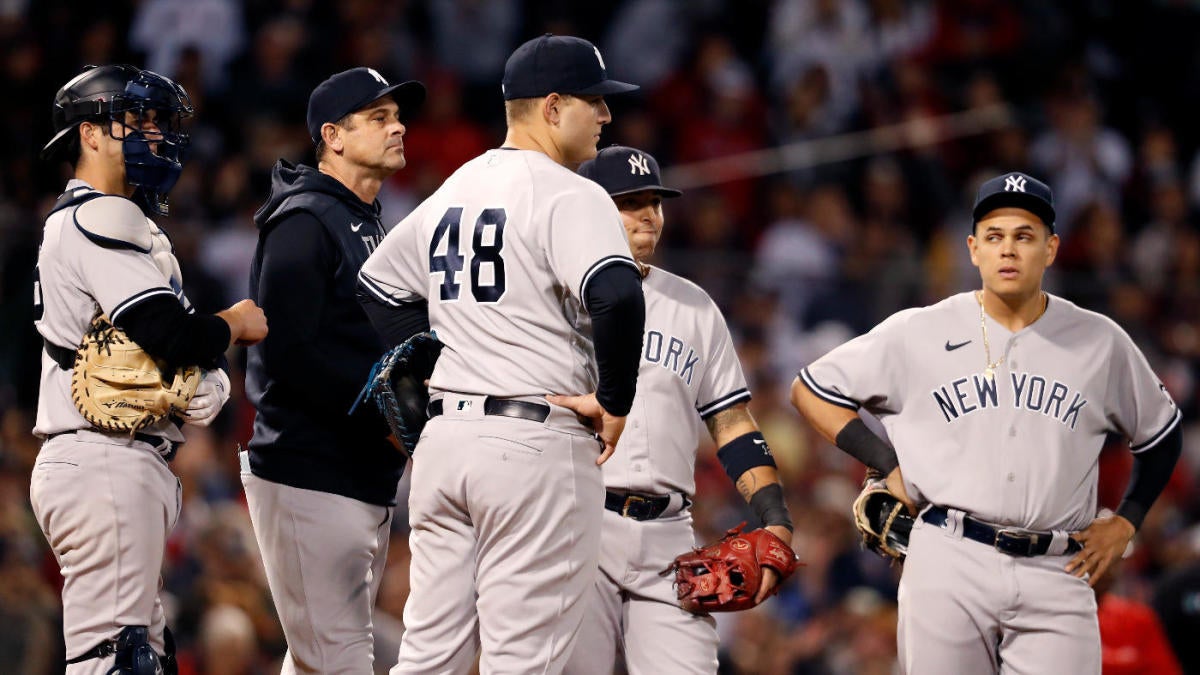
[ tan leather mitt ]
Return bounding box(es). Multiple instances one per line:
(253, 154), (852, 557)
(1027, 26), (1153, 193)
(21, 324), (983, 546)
(71, 313), (201, 434)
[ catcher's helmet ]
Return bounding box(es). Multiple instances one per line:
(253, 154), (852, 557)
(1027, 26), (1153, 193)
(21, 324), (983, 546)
(42, 64), (194, 216)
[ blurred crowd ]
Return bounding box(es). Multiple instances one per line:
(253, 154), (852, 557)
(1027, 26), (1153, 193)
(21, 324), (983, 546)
(2, 0), (1200, 673)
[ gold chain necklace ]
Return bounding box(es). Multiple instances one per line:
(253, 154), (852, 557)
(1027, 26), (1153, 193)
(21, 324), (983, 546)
(975, 290), (1048, 381)
(975, 291), (1003, 381)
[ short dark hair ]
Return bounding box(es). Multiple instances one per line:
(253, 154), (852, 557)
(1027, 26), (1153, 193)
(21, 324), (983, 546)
(314, 111), (356, 162)
(68, 117), (113, 168)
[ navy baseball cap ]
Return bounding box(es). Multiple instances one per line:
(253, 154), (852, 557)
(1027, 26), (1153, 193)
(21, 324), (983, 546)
(502, 34), (639, 101)
(307, 67), (426, 143)
(578, 145), (681, 198)
(972, 171), (1056, 232)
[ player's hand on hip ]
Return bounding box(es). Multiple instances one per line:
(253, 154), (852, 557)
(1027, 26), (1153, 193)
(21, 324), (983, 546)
(1066, 514), (1135, 586)
(218, 299), (269, 346)
(885, 466), (917, 515)
(545, 392), (625, 465)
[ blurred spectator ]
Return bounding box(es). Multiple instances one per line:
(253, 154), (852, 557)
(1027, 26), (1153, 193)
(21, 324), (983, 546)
(768, 0), (871, 127)
(129, 0), (245, 91)
(1096, 556), (1183, 675)
(1030, 81), (1133, 235)
(1153, 552), (1200, 675)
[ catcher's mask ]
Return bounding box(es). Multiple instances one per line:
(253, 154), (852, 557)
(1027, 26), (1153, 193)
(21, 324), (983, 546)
(42, 65), (194, 216)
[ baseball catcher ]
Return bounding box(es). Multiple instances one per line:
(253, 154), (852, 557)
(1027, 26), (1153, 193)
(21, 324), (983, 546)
(665, 522), (800, 613)
(71, 312), (202, 434)
(353, 331), (443, 456)
(852, 472), (915, 562)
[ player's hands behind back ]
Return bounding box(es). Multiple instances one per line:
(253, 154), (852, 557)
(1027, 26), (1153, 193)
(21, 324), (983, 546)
(1066, 513), (1135, 586)
(545, 392), (625, 465)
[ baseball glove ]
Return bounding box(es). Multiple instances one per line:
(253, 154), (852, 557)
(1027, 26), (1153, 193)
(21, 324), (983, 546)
(353, 332), (443, 457)
(71, 312), (201, 434)
(852, 476), (914, 562)
(665, 522), (800, 613)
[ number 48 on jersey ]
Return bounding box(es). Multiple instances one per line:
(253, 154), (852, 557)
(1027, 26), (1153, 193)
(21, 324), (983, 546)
(429, 207), (507, 303)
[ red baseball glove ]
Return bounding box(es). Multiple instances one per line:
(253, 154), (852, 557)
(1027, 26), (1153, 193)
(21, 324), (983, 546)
(665, 522), (800, 613)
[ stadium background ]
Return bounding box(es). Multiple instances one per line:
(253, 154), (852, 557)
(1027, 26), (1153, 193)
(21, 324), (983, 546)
(1, 1), (1199, 673)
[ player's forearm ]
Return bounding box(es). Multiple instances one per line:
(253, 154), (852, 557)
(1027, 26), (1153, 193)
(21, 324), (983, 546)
(712, 407), (789, 530)
(1117, 424), (1183, 530)
(115, 295), (230, 371)
(791, 375), (899, 474)
(738, 467), (793, 531)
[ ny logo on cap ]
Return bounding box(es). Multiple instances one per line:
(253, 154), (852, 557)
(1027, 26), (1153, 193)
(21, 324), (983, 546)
(628, 153), (650, 175)
(366, 68), (388, 86)
(1004, 174), (1027, 193)
(593, 46), (606, 72)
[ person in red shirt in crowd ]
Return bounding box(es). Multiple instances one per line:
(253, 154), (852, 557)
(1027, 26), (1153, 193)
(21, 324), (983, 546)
(1094, 517), (1183, 675)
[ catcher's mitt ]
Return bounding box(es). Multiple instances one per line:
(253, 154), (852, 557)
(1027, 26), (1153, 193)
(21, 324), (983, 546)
(665, 522), (800, 613)
(71, 312), (201, 434)
(852, 477), (914, 562)
(353, 332), (443, 457)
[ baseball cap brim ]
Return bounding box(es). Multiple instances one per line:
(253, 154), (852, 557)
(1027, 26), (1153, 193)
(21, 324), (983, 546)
(570, 80), (640, 96)
(609, 184), (682, 198)
(41, 126), (77, 160)
(365, 80), (426, 117)
(973, 192), (1055, 230)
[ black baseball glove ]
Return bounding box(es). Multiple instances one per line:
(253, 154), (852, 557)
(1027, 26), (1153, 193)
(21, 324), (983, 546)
(353, 332), (443, 457)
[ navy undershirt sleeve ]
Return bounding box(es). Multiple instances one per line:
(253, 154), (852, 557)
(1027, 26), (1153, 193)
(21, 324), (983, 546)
(115, 296), (230, 371)
(356, 290), (430, 348)
(583, 263), (645, 416)
(1117, 425), (1183, 530)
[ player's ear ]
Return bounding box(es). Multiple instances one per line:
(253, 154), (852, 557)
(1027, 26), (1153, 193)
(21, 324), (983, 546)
(1044, 232), (1060, 267)
(78, 120), (103, 152)
(542, 93), (561, 126)
(966, 233), (980, 267)
(321, 122), (344, 153)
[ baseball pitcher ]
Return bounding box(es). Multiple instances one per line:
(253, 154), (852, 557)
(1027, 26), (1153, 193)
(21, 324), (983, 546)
(357, 35), (645, 674)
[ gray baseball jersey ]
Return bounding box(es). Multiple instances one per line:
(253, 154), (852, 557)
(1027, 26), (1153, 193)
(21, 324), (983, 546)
(565, 265), (749, 675)
(801, 290), (1180, 674)
(358, 147), (638, 674)
(801, 291), (1179, 532)
(34, 180), (192, 443)
(359, 148), (636, 399)
(602, 265), (750, 497)
(30, 180), (188, 668)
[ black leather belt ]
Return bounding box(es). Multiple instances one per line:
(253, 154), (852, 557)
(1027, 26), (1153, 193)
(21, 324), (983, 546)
(922, 506), (1083, 557)
(427, 398), (550, 423)
(604, 491), (689, 521)
(46, 430), (178, 462)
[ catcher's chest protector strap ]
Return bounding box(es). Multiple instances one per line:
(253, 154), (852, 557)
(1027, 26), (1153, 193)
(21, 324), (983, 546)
(45, 338), (76, 370)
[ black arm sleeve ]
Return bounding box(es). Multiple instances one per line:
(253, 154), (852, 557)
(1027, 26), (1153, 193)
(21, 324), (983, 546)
(1116, 425), (1183, 530)
(114, 296), (231, 371)
(356, 287), (430, 347)
(583, 263), (645, 416)
(834, 418), (901, 475)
